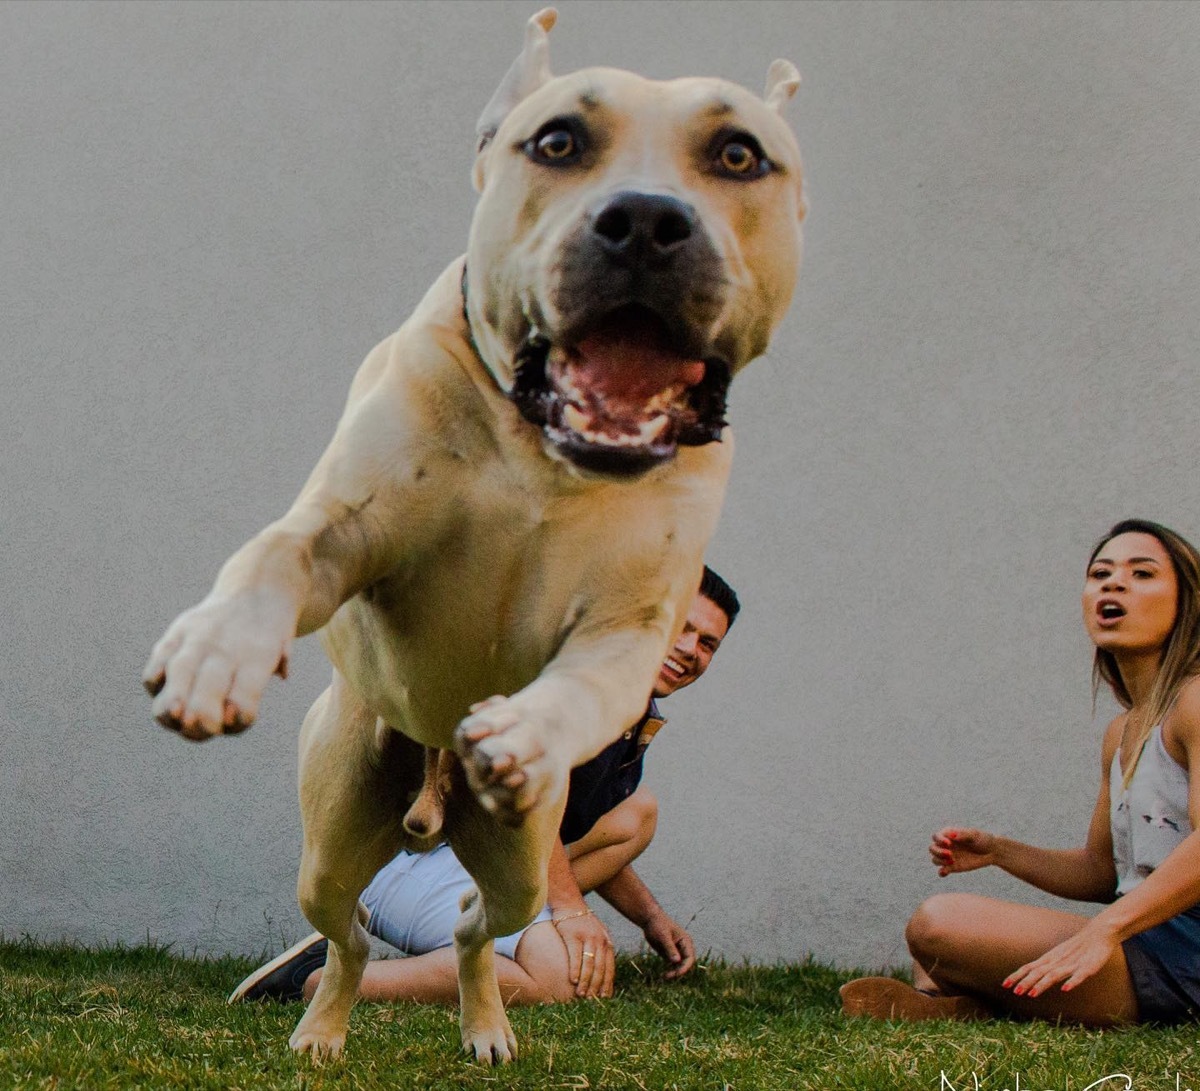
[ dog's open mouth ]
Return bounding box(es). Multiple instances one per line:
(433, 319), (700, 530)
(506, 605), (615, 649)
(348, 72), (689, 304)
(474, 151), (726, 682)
(511, 307), (731, 476)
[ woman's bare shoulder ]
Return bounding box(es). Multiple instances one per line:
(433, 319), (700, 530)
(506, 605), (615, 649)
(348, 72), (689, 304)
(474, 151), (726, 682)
(1099, 712), (1126, 770)
(1165, 676), (1200, 753)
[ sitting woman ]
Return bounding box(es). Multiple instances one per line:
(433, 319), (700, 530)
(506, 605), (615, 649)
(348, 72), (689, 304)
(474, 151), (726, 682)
(842, 518), (1200, 1026)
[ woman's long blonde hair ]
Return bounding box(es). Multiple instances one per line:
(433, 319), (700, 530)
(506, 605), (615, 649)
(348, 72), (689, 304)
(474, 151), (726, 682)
(1090, 519), (1200, 787)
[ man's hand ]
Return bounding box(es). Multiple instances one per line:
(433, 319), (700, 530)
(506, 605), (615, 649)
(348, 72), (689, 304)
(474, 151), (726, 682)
(555, 910), (615, 998)
(553, 910), (615, 998)
(643, 910), (696, 980)
(594, 863), (697, 983)
(546, 835), (614, 998)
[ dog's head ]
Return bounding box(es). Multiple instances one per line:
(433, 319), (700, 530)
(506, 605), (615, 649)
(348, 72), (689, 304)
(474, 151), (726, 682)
(464, 8), (805, 477)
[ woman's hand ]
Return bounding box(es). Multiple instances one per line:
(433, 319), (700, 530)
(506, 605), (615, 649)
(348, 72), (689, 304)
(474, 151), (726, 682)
(930, 827), (998, 876)
(1001, 919), (1121, 997)
(552, 909), (615, 998)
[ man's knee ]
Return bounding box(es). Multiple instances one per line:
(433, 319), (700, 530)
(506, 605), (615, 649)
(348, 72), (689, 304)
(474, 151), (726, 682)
(612, 788), (658, 853)
(536, 976), (582, 1005)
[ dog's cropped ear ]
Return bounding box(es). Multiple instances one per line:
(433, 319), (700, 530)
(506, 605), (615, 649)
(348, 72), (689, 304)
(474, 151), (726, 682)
(474, 7), (557, 165)
(764, 60), (806, 221)
(764, 59), (801, 113)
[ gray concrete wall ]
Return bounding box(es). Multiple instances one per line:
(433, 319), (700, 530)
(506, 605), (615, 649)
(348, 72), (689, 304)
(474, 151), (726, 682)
(3, 0), (1199, 970)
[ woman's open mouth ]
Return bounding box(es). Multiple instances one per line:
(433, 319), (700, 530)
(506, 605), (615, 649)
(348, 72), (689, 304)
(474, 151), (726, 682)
(509, 306), (731, 476)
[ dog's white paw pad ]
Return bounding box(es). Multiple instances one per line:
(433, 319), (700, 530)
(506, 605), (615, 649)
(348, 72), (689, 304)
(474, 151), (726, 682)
(454, 701), (552, 825)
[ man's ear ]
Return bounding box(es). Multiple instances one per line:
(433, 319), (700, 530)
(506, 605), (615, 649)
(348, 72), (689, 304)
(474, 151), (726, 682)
(473, 7), (557, 190)
(763, 59), (800, 113)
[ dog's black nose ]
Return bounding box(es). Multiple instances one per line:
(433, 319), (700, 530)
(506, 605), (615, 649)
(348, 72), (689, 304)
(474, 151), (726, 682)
(590, 192), (697, 265)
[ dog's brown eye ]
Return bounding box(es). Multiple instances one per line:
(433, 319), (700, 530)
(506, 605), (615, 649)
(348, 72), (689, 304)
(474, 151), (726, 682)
(523, 116), (588, 166)
(719, 141), (759, 175)
(711, 131), (771, 180)
(534, 128), (576, 161)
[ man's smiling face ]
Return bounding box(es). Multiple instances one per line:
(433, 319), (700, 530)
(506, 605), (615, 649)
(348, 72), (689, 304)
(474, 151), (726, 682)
(653, 592), (730, 698)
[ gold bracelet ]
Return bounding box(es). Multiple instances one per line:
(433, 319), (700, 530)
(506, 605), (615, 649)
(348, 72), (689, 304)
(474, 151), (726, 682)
(550, 908), (593, 930)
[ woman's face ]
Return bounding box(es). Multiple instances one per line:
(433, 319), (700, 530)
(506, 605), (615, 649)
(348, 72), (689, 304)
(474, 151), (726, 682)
(1083, 531), (1178, 656)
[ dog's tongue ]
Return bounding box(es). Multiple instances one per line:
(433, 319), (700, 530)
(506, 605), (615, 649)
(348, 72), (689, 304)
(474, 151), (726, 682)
(570, 313), (705, 399)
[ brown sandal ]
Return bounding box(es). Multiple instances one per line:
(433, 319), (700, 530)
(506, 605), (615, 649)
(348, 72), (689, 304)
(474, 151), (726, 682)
(839, 976), (991, 1022)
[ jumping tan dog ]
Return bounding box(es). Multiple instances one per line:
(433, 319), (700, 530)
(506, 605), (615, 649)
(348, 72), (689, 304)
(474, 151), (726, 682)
(143, 8), (804, 1065)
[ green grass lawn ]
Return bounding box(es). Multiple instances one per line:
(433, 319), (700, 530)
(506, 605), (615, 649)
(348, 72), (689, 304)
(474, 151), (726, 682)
(0, 939), (1195, 1090)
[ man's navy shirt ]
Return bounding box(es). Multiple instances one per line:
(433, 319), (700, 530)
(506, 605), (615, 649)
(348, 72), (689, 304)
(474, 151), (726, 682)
(559, 700), (664, 845)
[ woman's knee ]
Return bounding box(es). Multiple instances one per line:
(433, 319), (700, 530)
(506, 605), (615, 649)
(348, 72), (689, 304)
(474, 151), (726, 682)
(906, 892), (974, 964)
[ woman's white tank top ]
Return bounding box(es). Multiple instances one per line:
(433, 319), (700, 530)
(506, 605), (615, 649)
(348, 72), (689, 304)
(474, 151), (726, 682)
(1110, 723), (1191, 896)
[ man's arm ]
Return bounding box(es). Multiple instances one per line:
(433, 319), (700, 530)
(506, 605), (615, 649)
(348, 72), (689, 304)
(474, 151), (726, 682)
(596, 864), (696, 980)
(545, 838), (615, 997)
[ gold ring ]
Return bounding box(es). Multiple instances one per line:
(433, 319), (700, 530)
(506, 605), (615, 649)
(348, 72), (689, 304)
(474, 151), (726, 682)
(582, 951), (594, 959)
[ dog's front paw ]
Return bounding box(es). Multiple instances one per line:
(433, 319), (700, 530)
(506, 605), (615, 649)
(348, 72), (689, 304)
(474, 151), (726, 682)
(453, 697), (562, 826)
(142, 590), (293, 741)
(461, 1014), (518, 1066)
(289, 1022), (346, 1063)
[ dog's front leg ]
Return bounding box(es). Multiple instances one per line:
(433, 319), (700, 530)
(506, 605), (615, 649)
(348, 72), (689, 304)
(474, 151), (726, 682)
(142, 499), (385, 739)
(455, 622), (673, 826)
(142, 330), (446, 740)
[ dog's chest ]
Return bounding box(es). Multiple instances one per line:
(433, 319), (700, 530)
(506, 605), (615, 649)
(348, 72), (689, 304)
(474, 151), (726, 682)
(322, 463), (685, 745)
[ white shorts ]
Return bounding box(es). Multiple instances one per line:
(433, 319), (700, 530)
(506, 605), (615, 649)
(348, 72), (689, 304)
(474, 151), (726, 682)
(361, 843), (553, 962)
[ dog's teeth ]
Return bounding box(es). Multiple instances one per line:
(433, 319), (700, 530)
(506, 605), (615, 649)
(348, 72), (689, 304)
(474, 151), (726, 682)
(559, 400), (672, 451)
(563, 404), (591, 432)
(639, 415), (669, 441)
(646, 386), (686, 413)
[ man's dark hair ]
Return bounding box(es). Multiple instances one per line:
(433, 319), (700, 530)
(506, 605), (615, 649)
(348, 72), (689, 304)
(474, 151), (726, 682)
(700, 565), (740, 628)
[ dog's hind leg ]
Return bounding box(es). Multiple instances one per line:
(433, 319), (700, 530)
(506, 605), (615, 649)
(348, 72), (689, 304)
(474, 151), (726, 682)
(289, 675), (420, 1060)
(444, 774), (565, 1065)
